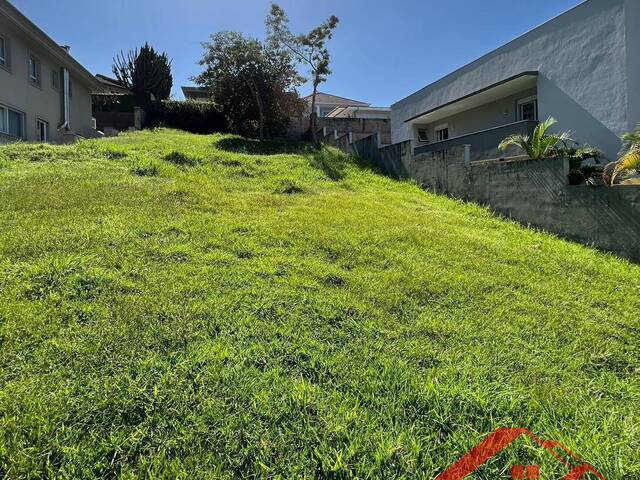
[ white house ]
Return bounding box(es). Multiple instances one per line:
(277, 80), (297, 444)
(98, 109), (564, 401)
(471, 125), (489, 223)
(0, 0), (100, 143)
(391, 0), (639, 162)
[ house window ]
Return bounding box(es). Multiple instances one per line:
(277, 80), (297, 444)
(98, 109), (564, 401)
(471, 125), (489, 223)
(36, 118), (49, 142)
(28, 54), (41, 86)
(0, 36), (6, 67)
(435, 124), (449, 142)
(518, 96), (538, 121)
(417, 128), (429, 143)
(52, 70), (60, 90)
(0, 104), (25, 138)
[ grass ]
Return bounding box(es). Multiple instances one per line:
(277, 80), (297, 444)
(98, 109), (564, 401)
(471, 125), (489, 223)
(0, 129), (638, 479)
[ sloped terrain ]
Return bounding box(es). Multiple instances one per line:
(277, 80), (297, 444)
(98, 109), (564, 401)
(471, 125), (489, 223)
(0, 130), (638, 478)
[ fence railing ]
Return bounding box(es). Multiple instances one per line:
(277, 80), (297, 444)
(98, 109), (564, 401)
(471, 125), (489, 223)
(414, 120), (538, 161)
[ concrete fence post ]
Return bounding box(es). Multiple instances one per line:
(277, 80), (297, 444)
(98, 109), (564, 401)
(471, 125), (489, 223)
(348, 132), (353, 144)
(334, 129), (338, 139)
(133, 107), (146, 130)
(464, 144), (471, 167)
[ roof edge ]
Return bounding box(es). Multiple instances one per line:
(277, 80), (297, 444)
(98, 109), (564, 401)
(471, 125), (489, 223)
(392, 0), (591, 109)
(0, 0), (101, 90)
(404, 71), (538, 123)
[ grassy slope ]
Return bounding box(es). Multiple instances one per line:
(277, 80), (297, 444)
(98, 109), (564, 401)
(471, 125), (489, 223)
(0, 130), (638, 479)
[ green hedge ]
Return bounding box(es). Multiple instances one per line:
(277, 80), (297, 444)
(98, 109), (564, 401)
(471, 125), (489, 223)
(146, 100), (226, 134)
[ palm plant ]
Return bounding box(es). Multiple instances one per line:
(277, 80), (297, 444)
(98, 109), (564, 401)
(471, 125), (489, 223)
(611, 123), (640, 183)
(498, 117), (573, 160)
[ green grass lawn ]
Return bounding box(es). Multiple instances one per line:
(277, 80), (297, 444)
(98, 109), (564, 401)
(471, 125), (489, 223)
(0, 129), (638, 479)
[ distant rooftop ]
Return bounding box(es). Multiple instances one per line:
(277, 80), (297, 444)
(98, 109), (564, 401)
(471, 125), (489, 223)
(182, 86), (209, 97)
(305, 92), (370, 107)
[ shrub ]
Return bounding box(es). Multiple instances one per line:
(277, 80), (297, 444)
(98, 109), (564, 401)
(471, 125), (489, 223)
(146, 100), (226, 134)
(567, 169), (586, 185)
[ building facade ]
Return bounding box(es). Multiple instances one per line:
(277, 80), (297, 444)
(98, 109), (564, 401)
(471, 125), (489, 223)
(391, 0), (639, 162)
(181, 86), (210, 103)
(0, 0), (100, 143)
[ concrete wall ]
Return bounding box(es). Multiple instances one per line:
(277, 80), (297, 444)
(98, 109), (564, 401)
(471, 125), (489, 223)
(0, 15), (94, 142)
(353, 136), (640, 262)
(626, 0), (640, 132)
(351, 135), (413, 177)
(391, 0), (633, 161)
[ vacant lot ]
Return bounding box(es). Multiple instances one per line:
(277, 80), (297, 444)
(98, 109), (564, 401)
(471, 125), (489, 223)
(0, 130), (638, 478)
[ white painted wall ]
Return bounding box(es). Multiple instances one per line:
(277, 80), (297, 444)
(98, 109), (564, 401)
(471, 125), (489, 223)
(626, 0), (640, 133)
(391, 0), (635, 161)
(0, 14), (94, 142)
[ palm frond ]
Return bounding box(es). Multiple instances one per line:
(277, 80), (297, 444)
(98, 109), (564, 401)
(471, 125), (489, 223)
(612, 149), (640, 183)
(498, 134), (529, 152)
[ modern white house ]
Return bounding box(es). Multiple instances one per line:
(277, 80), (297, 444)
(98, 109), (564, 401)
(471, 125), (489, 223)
(391, 0), (639, 162)
(181, 86), (210, 102)
(0, 0), (101, 143)
(306, 92), (370, 118)
(326, 105), (390, 120)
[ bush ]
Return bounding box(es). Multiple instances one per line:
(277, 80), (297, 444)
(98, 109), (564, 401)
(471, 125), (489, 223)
(567, 169), (586, 185)
(146, 100), (226, 134)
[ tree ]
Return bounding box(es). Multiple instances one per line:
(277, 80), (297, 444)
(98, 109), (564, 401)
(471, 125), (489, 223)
(195, 31), (302, 140)
(498, 117), (573, 160)
(113, 43), (173, 106)
(266, 3), (339, 143)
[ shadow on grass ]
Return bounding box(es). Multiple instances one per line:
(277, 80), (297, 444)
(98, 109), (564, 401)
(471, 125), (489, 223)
(214, 135), (382, 181)
(215, 137), (316, 156)
(309, 149), (349, 181)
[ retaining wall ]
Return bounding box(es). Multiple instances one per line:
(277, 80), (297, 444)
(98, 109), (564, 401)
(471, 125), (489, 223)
(351, 135), (640, 262)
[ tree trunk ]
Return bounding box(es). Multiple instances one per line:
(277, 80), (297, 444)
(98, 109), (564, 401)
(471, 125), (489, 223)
(310, 81), (319, 144)
(247, 80), (265, 141)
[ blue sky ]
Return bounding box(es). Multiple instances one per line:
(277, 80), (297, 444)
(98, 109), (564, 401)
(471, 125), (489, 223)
(12, 0), (581, 105)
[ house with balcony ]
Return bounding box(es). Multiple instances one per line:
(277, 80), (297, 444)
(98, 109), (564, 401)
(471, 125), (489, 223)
(0, 0), (101, 143)
(391, 0), (639, 162)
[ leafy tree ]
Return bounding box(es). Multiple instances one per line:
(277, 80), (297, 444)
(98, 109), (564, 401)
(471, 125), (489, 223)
(113, 43), (173, 106)
(195, 32), (302, 140)
(499, 117), (573, 159)
(266, 3), (339, 142)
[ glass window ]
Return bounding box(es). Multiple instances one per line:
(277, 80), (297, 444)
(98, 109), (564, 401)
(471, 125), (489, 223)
(52, 70), (59, 90)
(29, 55), (40, 84)
(0, 37), (6, 66)
(417, 128), (429, 143)
(0, 106), (6, 133)
(8, 109), (23, 137)
(518, 97), (538, 121)
(37, 119), (48, 142)
(435, 126), (449, 142)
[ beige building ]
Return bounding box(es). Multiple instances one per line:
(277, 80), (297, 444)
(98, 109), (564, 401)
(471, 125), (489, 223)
(181, 86), (210, 102)
(306, 92), (370, 118)
(0, 0), (100, 143)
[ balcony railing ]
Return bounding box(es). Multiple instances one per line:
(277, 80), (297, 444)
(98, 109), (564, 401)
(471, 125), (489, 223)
(414, 120), (539, 161)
